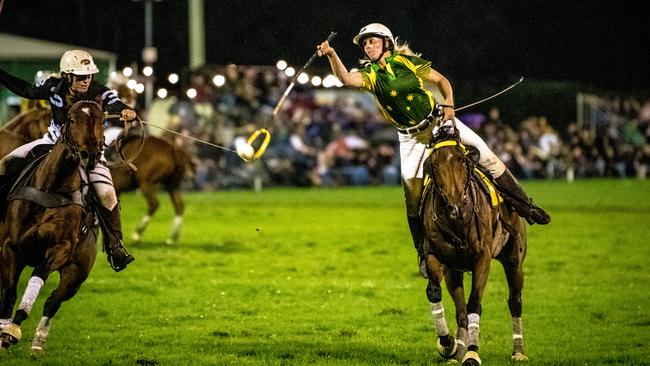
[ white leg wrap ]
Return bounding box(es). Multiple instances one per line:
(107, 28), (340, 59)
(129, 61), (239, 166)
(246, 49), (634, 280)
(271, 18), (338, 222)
(468, 312), (480, 348)
(0, 318), (11, 330)
(166, 215), (184, 245)
(32, 316), (51, 351)
(512, 316), (524, 347)
(431, 302), (450, 336)
(137, 214), (153, 231)
(170, 215), (183, 237)
(18, 276), (44, 315)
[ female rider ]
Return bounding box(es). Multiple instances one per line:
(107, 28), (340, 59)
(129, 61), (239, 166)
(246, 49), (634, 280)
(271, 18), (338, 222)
(317, 23), (550, 276)
(0, 50), (135, 272)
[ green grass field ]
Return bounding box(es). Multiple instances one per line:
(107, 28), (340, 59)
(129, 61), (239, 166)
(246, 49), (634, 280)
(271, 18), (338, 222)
(1, 179), (649, 365)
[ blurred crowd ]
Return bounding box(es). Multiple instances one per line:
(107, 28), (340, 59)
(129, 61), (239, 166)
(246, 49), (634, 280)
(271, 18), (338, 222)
(132, 66), (650, 189)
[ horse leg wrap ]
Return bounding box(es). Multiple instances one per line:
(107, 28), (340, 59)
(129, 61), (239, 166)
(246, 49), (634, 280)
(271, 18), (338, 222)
(168, 215), (183, 244)
(18, 277), (44, 315)
(136, 214), (152, 233)
(31, 316), (51, 352)
(512, 316), (526, 356)
(133, 214), (152, 241)
(0, 319), (10, 331)
(467, 313), (480, 351)
(431, 302), (449, 337)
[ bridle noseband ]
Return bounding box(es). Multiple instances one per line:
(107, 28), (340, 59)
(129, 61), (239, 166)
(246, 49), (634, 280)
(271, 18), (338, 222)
(429, 139), (473, 212)
(61, 100), (103, 169)
(427, 136), (482, 249)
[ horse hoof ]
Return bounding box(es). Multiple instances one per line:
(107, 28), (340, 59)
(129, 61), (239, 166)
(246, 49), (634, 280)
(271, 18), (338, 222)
(512, 352), (528, 362)
(131, 232), (141, 243)
(437, 336), (458, 359)
(461, 351), (481, 366)
(0, 324), (22, 344)
(165, 238), (176, 245)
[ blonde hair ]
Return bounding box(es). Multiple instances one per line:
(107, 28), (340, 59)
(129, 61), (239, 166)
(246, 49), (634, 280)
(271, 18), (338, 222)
(359, 37), (421, 66)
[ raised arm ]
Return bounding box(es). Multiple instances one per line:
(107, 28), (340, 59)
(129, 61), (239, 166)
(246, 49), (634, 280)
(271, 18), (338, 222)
(0, 68), (49, 100)
(317, 41), (363, 88)
(427, 68), (455, 121)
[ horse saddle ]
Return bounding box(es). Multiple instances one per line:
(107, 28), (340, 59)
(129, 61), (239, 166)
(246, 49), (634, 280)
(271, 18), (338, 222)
(4, 145), (88, 209)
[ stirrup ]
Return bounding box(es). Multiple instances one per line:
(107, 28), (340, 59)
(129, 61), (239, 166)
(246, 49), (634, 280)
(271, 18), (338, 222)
(107, 243), (135, 272)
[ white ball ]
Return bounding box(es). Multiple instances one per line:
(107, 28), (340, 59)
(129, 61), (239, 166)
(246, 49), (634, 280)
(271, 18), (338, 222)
(236, 142), (255, 162)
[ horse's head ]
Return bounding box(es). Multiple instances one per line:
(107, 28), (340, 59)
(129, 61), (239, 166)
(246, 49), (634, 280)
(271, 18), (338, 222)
(428, 127), (471, 221)
(62, 100), (105, 170)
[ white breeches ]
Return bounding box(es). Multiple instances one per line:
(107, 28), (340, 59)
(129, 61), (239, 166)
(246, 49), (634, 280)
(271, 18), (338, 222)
(400, 118), (505, 217)
(0, 121), (118, 210)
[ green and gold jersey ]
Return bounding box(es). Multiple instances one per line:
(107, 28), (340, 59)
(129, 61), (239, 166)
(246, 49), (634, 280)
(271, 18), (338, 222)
(360, 54), (437, 128)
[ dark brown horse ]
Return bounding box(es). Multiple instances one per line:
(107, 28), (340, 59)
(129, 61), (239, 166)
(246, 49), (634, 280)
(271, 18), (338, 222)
(110, 134), (195, 245)
(0, 107), (51, 158)
(420, 127), (528, 365)
(0, 100), (104, 352)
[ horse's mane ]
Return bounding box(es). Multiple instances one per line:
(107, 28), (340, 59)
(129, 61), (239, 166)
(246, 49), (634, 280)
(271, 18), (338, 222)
(432, 125), (460, 145)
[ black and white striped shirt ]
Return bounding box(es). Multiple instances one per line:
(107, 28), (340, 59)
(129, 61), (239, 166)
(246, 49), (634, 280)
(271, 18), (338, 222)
(0, 68), (130, 128)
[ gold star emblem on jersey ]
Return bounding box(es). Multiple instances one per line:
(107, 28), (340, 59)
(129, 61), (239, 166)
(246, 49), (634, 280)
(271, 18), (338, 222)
(406, 94), (414, 101)
(406, 106), (411, 111)
(390, 90), (397, 97)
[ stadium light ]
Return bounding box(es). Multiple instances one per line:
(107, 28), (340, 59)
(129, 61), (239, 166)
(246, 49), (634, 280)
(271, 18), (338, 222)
(186, 88), (197, 99)
(297, 72), (309, 84)
(127, 79), (138, 89)
(135, 83), (145, 94)
(276, 60), (288, 71)
(122, 67), (133, 77)
(213, 74), (225, 87)
(168, 73), (179, 84)
(157, 88), (168, 99)
(311, 76), (322, 87)
(285, 67), (296, 77)
(143, 66), (154, 77)
(322, 74), (339, 88)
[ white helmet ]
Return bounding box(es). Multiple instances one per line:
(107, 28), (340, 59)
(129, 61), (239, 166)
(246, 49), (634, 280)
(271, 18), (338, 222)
(352, 23), (394, 47)
(59, 49), (99, 75)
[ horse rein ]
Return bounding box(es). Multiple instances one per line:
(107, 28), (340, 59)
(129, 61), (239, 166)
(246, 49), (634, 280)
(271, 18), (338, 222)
(427, 139), (482, 249)
(104, 113), (146, 172)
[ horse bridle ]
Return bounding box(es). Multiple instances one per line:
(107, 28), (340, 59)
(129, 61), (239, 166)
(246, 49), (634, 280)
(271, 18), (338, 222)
(429, 140), (473, 210)
(427, 137), (482, 249)
(61, 100), (104, 169)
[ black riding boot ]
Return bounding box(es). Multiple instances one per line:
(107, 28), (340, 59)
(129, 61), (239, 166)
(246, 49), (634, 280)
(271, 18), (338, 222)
(495, 170), (551, 225)
(96, 204), (135, 272)
(407, 215), (428, 278)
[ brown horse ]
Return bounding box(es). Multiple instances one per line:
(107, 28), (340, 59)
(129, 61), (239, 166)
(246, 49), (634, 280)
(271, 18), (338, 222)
(420, 127), (528, 365)
(0, 107), (51, 158)
(110, 134), (195, 245)
(0, 100), (105, 352)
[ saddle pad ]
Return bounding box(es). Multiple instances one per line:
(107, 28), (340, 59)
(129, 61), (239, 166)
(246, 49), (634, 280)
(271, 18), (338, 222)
(472, 168), (503, 207)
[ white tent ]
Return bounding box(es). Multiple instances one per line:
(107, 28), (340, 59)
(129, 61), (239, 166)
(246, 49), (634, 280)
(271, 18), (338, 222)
(0, 33), (117, 121)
